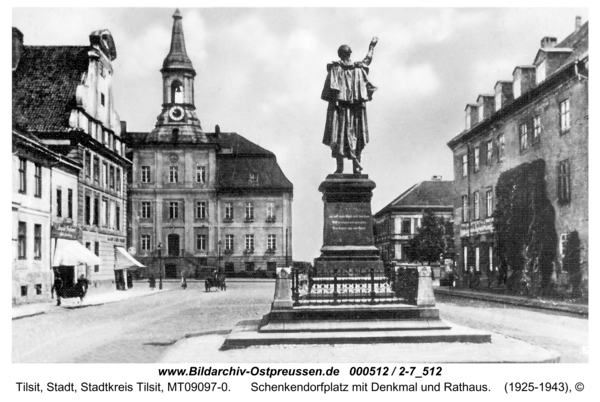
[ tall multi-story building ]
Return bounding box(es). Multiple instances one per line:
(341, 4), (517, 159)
(127, 10), (293, 278)
(12, 26), (133, 291)
(374, 178), (453, 264)
(447, 18), (588, 292)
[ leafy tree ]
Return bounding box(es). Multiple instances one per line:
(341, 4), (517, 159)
(563, 231), (582, 297)
(494, 159), (557, 294)
(406, 209), (454, 264)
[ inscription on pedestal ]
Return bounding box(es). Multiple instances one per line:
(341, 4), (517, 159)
(324, 203), (374, 246)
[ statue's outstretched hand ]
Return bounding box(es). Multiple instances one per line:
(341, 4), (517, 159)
(370, 37), (378, 48)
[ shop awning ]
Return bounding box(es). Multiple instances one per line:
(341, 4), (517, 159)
(115, 247), (145, 270)
(52, 239), (102, 267)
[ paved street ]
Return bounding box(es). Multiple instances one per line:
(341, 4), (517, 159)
(13, 282), (587, 363)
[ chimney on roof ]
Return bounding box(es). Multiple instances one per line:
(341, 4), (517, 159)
(477, 95), (495, 121)
(575, 16), (582, 31)
(540, 37), (557, 49)
(431, 175), (442, 181)
(12, 27), (24, 71)
(215, 125), (220, 135)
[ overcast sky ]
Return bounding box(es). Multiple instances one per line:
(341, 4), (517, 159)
(12, 7), (589, 261)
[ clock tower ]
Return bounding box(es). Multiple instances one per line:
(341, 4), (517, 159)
(150, 9), (206, 142)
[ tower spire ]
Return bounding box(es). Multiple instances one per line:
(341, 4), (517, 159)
(162, 8), (194, 72)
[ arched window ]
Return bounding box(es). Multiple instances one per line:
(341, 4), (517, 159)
(171, 80), (183, 104)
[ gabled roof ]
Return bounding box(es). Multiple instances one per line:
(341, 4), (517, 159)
(209, 132), (274, 156)
(12, 45), (89, 133)
(217, 156), (293, 192)
(375, 180), (454, 217)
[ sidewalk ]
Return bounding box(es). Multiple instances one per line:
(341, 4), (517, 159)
(12, 286), (173, 320)
(434, 287), (588, 316)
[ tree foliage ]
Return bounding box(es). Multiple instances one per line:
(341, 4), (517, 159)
(493, 159), (557, 294)
(406, 209), (454, 264)
(563, 230), (582, 297)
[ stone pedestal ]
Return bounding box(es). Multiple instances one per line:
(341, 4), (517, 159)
(314, 174), (384, 273)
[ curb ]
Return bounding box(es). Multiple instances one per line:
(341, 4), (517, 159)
(434, 288), (588, 316)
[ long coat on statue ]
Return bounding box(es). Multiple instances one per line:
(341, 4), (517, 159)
(321, 60), (377, 160)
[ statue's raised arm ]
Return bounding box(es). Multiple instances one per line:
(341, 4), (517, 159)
(363, 37), (378, 66)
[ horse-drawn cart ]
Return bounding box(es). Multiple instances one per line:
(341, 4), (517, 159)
(205, 273), (227, 292)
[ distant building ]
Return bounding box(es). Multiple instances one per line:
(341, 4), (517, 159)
(126, 10), (293, 278)
(12, 26), (135, 293)
(447, 18), (588, 291)
(373, 178), (453, 264)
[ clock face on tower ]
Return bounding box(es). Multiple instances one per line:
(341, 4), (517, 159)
(169, 106), (185, 121)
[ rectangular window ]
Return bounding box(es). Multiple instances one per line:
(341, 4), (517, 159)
(558, 159), (571, 203)
(245, 262), (255, 272)
(249, 173), (258, 183)
(93, 197), (99, 226)
(141, 234), (151, 251)
(169, 202), (179, 219)
(225, 262), (235, 273)
(225, 202), (234, 220)
(102, 163), (108, 187)
(141, 201), (151, 219)
(85, 151), (91, 177)
(141, 166), (150, 183)
(195, 201), (207, 219)
(19, 158), (26, 193)
(463, 246), (468, 271)
(109, 201), (115, 229)
(489, 246), (494, 271)
(401, 218), (411, 234)
(56, 189), (62, 217)
(473, 147), (480, 172)
(101, 93), (105, 106)
(18, 221), (26, 259)
(196, 234), (206, 251)
(519, 123), (529, 152)
(245, 202), (254, 221)
(461, 154), (468, 177)
(486, 189), (493, 217)
(497, 134), (505, 162)
(266, 202), (276, 221)
(93, 156), (100, 182)
(560, 99), (570, 133)
(533, 115), (541, 145)
(559, 233), (568, 260)
(412, 218), (420, 234)
(475, 247), (480, 272)
(34, 163), (42, 197)
(116, 205), (120, 231)
(85, 195), (91, 225)
(196, 166), (206, 183)
(268, 234), (277, 250)
(109, 165), (115, 189)
(169, 166), (178, 183)
(225, 234), (234, 251)
(94, 242), (99, 272)
(473, 191), (480, 220)
(35, 284), (42, 295)
(245, 234), (254, 250)
(116, 168), (121, 192)
(67, 189), (73, 219)
(34, 224), (41, 259)
(462, 195), (469, 223)
(101, 199), (108, 227)
(486, 141), (493, 165)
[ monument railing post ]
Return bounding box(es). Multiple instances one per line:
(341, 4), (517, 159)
(370, 267), (376, 302)
(333, 268), (338, 303)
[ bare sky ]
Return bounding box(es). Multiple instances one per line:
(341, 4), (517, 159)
(12, 7), (589, 261)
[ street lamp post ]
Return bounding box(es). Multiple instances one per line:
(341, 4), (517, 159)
(217, 240), (222, 274)
(157, 242), (163, 290)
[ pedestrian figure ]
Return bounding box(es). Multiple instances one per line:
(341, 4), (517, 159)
(51, 271), (63, 306)
(149, 274), (156, 290)
(181, 275), (187, 290)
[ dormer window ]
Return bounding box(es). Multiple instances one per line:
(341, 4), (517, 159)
(536, 59), (547, 84)
(171, 80), (183, 104)
(249, 173), (258, 183)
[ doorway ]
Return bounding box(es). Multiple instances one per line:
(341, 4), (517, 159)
(167, 234), (180, 256)
(165, 264), (177, 279)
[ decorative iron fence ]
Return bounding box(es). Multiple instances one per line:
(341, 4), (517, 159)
(290, 266), (411, 305)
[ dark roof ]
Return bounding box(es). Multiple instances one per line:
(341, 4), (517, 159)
(209, 132), (274, 156)
(13, 45), (89, 133)
(217, 156), (293, 192)
(556, 21), (588, 63)
(375, 181), (454, 217)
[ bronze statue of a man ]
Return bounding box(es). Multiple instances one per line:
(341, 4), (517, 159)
(321, 37), (378, 174)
